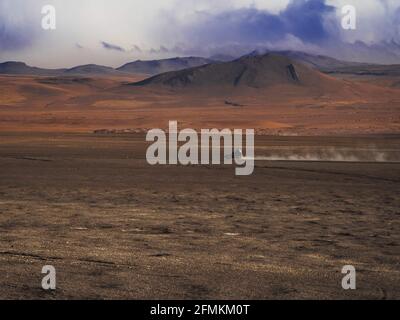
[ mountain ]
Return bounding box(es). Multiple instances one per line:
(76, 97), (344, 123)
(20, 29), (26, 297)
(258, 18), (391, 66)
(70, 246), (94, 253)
(323, 64), (400, 77)
(255, 50), (400, 77)
(3, 51), (397, 81)
(63, 64), (122, 76)
(209, 54), (237, 62)
(244, 50), (366, 71)
(0, 62), (126, 76)
(274, 51), (366, 71)
(0, 61), (65, 75)
(325, 40), (400, 65)
(130, 53), (334, 89)
(117, 57), (214, 75)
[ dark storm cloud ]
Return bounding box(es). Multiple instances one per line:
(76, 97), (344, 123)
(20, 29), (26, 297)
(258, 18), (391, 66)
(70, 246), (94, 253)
(0, 0), (40, 51)
(182, 0), (339, 47)
(101, 41), (125, 52)
(0, 20), (34, 50)
(282, 0), (337, 43)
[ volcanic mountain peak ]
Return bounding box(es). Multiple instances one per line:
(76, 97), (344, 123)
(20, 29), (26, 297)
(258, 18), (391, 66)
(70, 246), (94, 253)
(130, 53), (327, 89)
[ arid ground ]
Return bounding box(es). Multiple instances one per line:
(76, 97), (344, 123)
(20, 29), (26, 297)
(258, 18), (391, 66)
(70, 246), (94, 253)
(0, 133), (399, 299)
(0, 72), (399, 135)
(0, 69), (399, 299)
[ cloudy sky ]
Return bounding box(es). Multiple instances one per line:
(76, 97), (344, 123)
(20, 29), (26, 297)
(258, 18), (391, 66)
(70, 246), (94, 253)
(0, 0), (399, 67)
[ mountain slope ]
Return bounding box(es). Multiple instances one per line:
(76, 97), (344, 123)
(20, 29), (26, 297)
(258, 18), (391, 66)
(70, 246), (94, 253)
(244, 50), (366, 71)
(276, 51), (366, 71)
(130, 53), (334, 89)
(0, 62), (127, 76)
(63, 64), (122, 76)
(117, 57), (214, 75)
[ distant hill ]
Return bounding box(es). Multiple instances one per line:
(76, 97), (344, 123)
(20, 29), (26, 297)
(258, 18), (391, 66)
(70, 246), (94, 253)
(130, 53), (333, 89)
(63, 64), (122, 76)
(267, 51), (400, 77)
(323, 64), (400, 77)
(0, 58), (216, 77)
(276, 51), (366, 71)
(244, 50), (366, 71)
(209, 54), (237, 62)
(2, 52), (397, 80)
(0, 62), (126, 77)
(117, 57), (214, 75)
(0, 61), (65, 76)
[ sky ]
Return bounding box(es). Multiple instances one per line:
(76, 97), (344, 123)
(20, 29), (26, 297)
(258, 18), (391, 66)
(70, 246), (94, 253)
(0, 0), (399, 67)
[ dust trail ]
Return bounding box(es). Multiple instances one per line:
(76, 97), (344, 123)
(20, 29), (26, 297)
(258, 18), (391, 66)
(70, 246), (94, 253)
(242, 147), (400, 163)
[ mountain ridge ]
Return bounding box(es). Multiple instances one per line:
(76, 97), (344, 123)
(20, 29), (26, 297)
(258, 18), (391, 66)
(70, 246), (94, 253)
(116, 57), (214, 75)
(1, 51), (398, 79)
(129, 53), (334, 89)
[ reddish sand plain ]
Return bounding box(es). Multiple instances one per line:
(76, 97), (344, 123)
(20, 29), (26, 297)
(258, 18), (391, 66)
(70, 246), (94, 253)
(0, 72), (399, 135)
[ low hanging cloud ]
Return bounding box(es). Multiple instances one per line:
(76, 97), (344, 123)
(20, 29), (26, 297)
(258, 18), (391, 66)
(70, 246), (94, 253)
(132, 45), (142, 52)
(101, 41), (126, 52)
(149, 46), (169, 54)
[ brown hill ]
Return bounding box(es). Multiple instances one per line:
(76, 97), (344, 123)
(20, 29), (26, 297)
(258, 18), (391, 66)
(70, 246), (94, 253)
(130, 53), (337, 89)
(0, 61), (65, 76)
(117, 57), (214, 75)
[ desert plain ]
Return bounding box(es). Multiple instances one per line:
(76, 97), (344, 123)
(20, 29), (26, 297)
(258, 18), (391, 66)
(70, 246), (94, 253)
(0, 58), (399, 299)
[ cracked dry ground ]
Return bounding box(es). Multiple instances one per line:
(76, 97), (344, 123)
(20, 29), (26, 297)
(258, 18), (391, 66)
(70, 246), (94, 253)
(0, 133), (399, 299)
